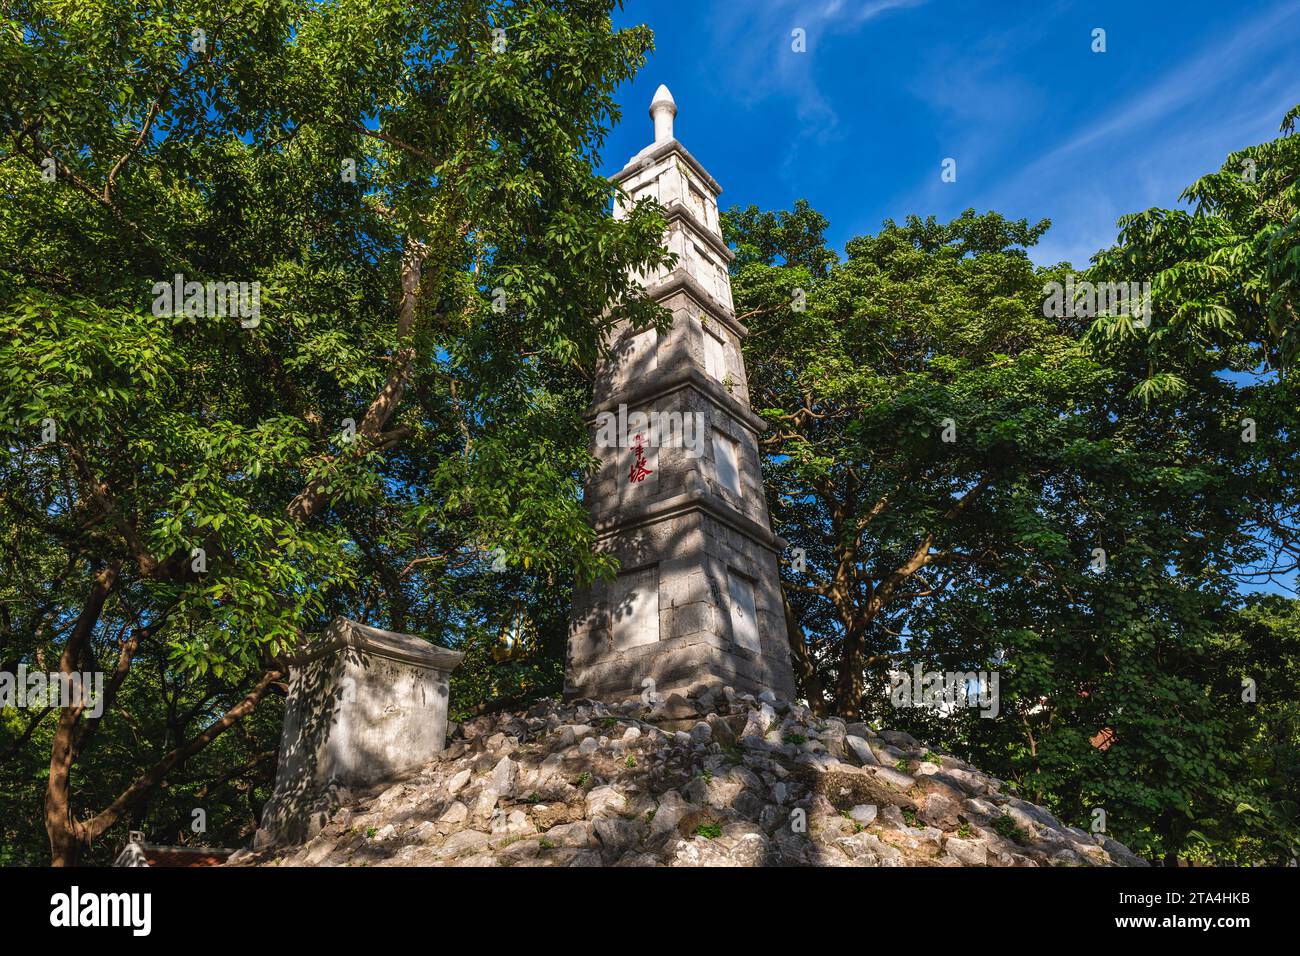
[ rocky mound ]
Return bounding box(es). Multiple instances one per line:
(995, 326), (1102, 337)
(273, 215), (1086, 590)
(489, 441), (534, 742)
(230, 689), (1148, 867)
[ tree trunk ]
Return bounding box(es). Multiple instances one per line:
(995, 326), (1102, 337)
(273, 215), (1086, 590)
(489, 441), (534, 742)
(835, 633), (866, 717)
(43, 563), (281, 864)
(783, 589), (826, 714)
(76, 666), (284, 850)
(45, 564), (117, 866)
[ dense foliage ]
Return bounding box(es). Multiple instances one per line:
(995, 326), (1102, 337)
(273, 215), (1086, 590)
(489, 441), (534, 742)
(0, 0), (668, 864)
(723, 111), (1300, 865)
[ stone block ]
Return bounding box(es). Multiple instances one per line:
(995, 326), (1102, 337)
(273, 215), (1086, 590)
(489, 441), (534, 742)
(258, 617), (463, 845)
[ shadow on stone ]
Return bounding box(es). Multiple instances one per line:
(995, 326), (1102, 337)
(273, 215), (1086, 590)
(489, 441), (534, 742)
(257, 617), (463, 847)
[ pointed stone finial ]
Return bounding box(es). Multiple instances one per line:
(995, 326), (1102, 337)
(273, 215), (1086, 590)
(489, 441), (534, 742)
(649, 84), (676, 144)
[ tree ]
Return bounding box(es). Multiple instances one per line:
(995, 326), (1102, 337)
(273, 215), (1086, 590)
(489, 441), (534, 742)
(1, 0), (669, 864)
(725, 199), (1300, 864)
(1086, 106), (1300, 396)
(1191, 594), (1300, 864)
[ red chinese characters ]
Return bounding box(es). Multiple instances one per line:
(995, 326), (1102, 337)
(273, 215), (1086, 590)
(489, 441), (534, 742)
(628, 432), (653, 483)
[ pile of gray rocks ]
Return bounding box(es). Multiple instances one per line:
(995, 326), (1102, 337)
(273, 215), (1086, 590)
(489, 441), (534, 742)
(230, 688), (1147, 867)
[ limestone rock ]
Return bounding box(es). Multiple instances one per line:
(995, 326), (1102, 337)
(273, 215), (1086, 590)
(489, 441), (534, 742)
(878, 730), (922, 751)
(586, 785), (627, 818)
(849, 804), (878, 825)
(236, 688), (1147, 869)
(446, 769), (471, 795)
(653, 693), (698, 721)
(944, 838), (989, 866)
(919, 792), (962, 829)
(845, 735), (879, 766)
(870, 766), (917, 792)
(489, 756), (518, 797)
(545, 821), (597, 849)
(439, 801), (468, 825)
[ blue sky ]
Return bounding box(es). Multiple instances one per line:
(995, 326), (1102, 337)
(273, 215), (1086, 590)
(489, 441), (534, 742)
(602, 0), (1300, 268)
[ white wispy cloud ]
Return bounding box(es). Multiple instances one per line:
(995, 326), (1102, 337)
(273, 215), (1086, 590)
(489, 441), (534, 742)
(1023, 2), (1300, 180)
(701, 0), (930, 179)
(899, 0), (1300, 266)
(823, 0), (926, 22)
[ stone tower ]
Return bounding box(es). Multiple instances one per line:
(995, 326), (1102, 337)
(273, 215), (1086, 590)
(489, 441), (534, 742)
(565, 86), (797, 703)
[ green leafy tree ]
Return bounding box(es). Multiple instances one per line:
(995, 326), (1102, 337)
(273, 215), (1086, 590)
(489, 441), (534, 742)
(1086, 106), (1300, 394)
(725, 200), (1300, 864)
(1211, 595), (1300, 864)
(1, 0), (668, 864)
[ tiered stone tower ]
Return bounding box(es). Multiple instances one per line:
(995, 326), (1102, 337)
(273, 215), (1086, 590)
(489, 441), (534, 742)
(565, 86), (797, 703)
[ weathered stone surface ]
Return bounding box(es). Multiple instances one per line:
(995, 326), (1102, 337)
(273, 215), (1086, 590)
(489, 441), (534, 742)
(257, 617), (464, 846)
(944, 838), (989, 866)
(545, 821), (597, 849)
(919, 792), (962, 829)
(836, 831), (885, 864)
(586, 785), (627, 818)
(878, 730), (922, 751)
(439, 801), (468, 825)
(489, 756), (518, 797)
(237, 689), (1146, 869)
(688, 721), (712, 743)
(849, 804), (878, 825)
(648, 790), (691, 843)
(435, 830), (490, 860)
(915, 773), (968, 806)
(937, 767), (990, 796)
(594, 817), (645, 860)
(653, 694), (698, 721)
(844, 735), (879, 766)
(870, 766), (917, 792)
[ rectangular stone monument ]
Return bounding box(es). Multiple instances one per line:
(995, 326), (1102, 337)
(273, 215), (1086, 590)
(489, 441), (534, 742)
(565, 86), (798, 704)
(258, 616), (463, 845)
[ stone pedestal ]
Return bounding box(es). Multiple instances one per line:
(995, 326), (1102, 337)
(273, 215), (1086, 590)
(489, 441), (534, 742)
(258, 617), (463, 845)
(565, 86), (797, 704)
